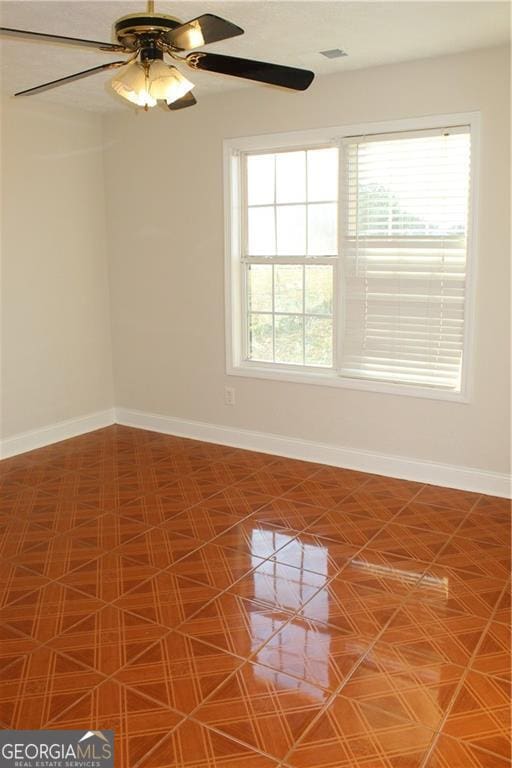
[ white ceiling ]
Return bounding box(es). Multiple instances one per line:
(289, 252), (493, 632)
(0, 1), (509, 112)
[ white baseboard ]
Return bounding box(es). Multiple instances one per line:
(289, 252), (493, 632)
(0, 409), (116, 459)
(2, 406), (509, 498)
(115, 407), (511, 499)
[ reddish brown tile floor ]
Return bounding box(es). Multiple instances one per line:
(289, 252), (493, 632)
(0, 425), (510, 767)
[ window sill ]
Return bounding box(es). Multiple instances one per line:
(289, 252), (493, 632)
(227, 362), (469, 403)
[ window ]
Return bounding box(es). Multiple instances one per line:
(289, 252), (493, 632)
(225, 114), (477, 400)
(245, 147), (338, 368)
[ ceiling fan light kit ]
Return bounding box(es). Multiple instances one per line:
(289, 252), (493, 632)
(0, 1), (315, 111)
(111, 60), (194, 108)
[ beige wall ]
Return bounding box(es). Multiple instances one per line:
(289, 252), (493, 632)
(104, 45), (510, 475)
(1, 98), (114, 439)
(2, 46), (507, 474)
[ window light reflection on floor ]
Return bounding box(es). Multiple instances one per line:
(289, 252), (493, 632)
(251, 613), (330, 700)
(249, 528), (331, 695)
(350, 557), (449, 596)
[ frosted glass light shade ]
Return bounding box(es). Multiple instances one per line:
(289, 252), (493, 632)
(148, 61), (194, 104)
(111, 60), (194, 108)
(111, 61), (157, 108)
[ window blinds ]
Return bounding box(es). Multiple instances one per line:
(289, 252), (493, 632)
(341, 127), (471, 390)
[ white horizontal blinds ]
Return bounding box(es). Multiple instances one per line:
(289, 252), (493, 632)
(341, 127), (471, 389)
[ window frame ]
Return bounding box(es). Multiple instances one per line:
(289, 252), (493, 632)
(224, 112), (480, 402)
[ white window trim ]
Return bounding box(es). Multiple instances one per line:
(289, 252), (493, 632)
(224, 112), (480, 403)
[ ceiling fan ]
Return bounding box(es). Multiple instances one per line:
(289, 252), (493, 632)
(0, 1), (315, 111)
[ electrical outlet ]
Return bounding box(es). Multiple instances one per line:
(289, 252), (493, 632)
(224, 386), (236, 406)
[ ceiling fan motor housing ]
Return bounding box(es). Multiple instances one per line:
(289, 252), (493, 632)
(114, 13), (181, 53)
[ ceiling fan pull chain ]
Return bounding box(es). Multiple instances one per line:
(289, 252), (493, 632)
(147, 1), (155, 13)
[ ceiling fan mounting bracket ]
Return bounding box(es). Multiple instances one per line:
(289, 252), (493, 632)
(114, 13), (182, 52)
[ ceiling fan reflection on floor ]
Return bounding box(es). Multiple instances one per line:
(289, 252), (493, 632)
(0, 1), (315, 111)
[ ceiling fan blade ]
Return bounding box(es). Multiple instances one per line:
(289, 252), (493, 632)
(186, 52), (314, 91)
(0, 26), (124, 51)
(166, 14), (243, 51)
(167, 92), (197, 111)
(14, 61), (127, 97)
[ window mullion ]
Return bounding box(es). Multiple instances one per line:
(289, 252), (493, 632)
(271, 263), (276, 362)
(272, 153), (277, 363)
(335, 139), (345, 375)
(302, 264), (306, 365)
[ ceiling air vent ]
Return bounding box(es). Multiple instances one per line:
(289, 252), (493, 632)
(319, 48), (347, 59)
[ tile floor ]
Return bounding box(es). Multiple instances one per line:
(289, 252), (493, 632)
(0, 424), (510, 767)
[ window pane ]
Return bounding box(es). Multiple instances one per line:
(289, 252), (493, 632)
(307, 148), (338, 202)
(242, 144), (342, 374)
(249, 313), (273, 362)
(277, 205), (306, 256)
(305, 316), (333, 367)
(274, 264), (303, 313)
(247, 154), (274, 205)
(307, 203), (337, 255)
(276, 151), (306, 203)
(248, 206), (275, 255)
(275, 314), (303, 364)
(305, 265), (333, 315)
(248, 264), (273, 312)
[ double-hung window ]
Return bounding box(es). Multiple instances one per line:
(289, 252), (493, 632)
(225, 114), (477, 400)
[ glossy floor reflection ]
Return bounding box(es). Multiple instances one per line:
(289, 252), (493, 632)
(0, 425), (510, 767)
